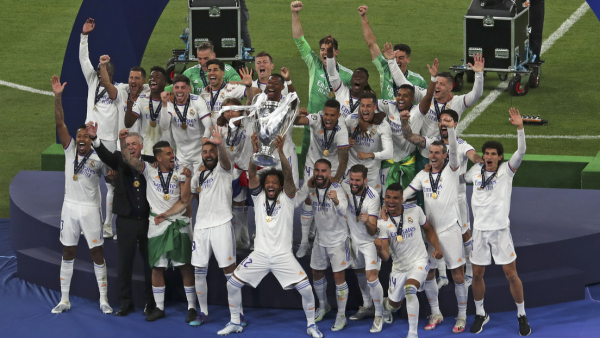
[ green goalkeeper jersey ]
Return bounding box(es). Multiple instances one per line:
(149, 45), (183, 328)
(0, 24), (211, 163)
(166, 63), (242, 95)
(373, 54), (427, 100)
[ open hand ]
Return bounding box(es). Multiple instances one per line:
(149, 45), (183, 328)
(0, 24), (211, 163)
(427, 58), (439, 77)
(209, 126), (223, 145)
(86, 121), (98, 138)
(51, 75), (66, 95)
(240, 67), (253, 87)
(382, 42), (395, 61)
(469, 53), (485, 73)
(509, 107), (523, 129)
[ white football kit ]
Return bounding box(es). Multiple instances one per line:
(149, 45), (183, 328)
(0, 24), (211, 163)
(131, 96), (175, 155)
(200, 83), (247, 125)
(252, 79), (289, 96)
(303, 112), (350, 180)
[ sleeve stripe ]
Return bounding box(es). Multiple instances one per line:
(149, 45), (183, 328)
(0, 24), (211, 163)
(408, 185), (418, 192)
(141, 161), (146, 175)
(199, 113), (211, 120)
(463, 96), (469, 108)
(131, 110), (140, 117)
(63, 138), (72, 150)
(334, 83), (342, 92)
(508, 161), (516, 173)
(337, 144), (350, 148)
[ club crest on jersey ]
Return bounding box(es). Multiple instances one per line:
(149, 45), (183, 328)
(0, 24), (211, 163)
(173, 175), (178, 182)
(408, 217), (413, 223)
(190, 109), (195, 116)
(90, 160), (95, 167)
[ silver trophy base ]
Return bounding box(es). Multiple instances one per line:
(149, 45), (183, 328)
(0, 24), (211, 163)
(252, 153), (279, 167)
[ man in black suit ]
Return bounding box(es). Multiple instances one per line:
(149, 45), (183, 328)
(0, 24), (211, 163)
(86, 121), (156, 317)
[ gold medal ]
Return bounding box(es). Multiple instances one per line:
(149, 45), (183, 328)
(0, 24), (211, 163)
(356, 216), (360, 222)
(266, 216), (272, 222)
(73, 174), (78, 181)
(197, 186), (201, 193)
(397, 234), (403, 242)
(164, 194), (170, 201)
(329, 91), (335, 98)
(323, 149), (329, 156)
(432, 192), (438, 199)
(133, 180), (140, 187)
(181, 123), (187, 130)
(150, 121), (157, 127)
(230, 146), (234, 151)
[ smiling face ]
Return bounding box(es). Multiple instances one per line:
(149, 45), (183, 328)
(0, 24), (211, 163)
(349, 171), (366, 195)
(201, 143), (218, 170)
(149, 70), (166, 94)
(125, 135), (143, 159)
(483, 148), (503, 171)
(197, 49), (216, 71)
(266, 76), (284, 101)
(350, 70), (368, 96)
(75, 128), (92, 155)
(319, 44), (339, 68)
(314, 162), (331, 189)
(438, 113), (457, 140)
(322, 107), (340, 130)
(207, 64), (224, 88)
(359, 98), (376, 123)
(128, 70), (145, 94)
(434, 77), (452, 101)
(255, 56), (274, 81)
(264, 174), (282, 200)
(394, 50), (410, 72)
(429, 144), (447, 171)
(156, 146), (175, 171)
(384, 189), (404, 216)
(395, 88), (414, 111)
(222, 103), (243, 126)
(172, 81), (191, 105)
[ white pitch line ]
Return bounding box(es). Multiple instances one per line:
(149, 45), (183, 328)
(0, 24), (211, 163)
(461, 133), (600, 140)
(457, 1), (590, 135)
(0, 79), (53, 96)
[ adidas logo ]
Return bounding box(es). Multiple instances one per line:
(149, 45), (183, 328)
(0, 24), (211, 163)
(409, 314), (416, 317)
(511, 252), (515, 257)
(229, 303), (235, 307)
(425, 180), (429, 183)
(371, 260), (376, 264)
(341, 261), (346, 265)
(93, 239), (98, 243)
(228, 256), (232, 260)
(458, 258), (462, 262)
(418, 267), (423, 270)
(299, 271), (304, 275)
(338, 297), (346, 301)
(389, 224), (393, 228)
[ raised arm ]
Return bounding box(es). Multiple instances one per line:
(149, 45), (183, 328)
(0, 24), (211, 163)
(52, 76), (71, 148)
(248, 132), (260, 189)
(209, 126), (231, 170)
(508, 108), (526, 170)
(334, 147), (349, 182)
(400, 110), (425, 148)
(420, 59), (438, 115)
(466, 149), (483, 164)
(291, 1), (304, 39)
(158, 92), (171, 131)
(383, 43), (426, 102)
(281, 67), (296, 94)
(277, 135), (296, 198)
(87, 121), (119, 169)
(325, 36), (342, 91)
(443, 119), (460, 171)
(118, 129), (144, 172)
(98, 55), (117, 100)
(463, 53), (485, 108)
(330, 187), (347, 216)
(79, 18), (96, 84)
(358, 6), (381, 61)
(124, 99), (139, 128)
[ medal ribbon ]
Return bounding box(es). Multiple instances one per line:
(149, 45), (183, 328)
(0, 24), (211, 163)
(388, 212), (404, 235)
(226, 124), (241, 147)
(321, 116), (338, 152)
(158, 170), (173, 195)
(352, 187), (367, 221)
(209, 82), (226, 112)
(198, 169), (214, 190)
(315, 183), (331, 214)
(349, 93), (360, 113)
(94, 84), (107, 105)
(74, 151), (93, 176)
(174, 97), (190, 126)
(265, 196), (277, 217)
(148, 97), (162, 123)
(428, 164), (445, 196)
(480, 166), (497, 189)
(199, 69), (208, 88)
(433, 99), (446, 121)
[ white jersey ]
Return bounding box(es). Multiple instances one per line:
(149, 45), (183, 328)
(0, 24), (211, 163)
(251, 187), (295, 255)
(163, 94), (212, 162)
(63, 138), (107, 207)
(200, 83), (247, 125)
(345, 114), (393, 173)
(423, 136), (475, 199)
(80, 34), (119, 141)
(115, 83), (150, 134)
(191, 164), (233, 229)
(464, 162), (516, 231)
(408, 166), (460, 234)
(252, 79), (289, 96)
(141, 161), (185, 215)
(378, 203), (429, 271)
(306, 112), (349, 169)
(378, 101), (423, 162)
(217, 117), (254, 170)
(420, 97), (471, 146)
(298, 182), (349, 247)
(341, 182), (381, 246)
(131, 95), (175, 155)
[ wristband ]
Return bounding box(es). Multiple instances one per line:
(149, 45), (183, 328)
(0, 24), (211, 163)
(286, 80), (292, 86)
(431, 76), (438, 82)
(92, 138), (101, 148)
(90, 135), (98, 141)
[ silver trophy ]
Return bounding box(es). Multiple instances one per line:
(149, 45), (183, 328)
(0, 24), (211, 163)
(251, 92), (300, 167)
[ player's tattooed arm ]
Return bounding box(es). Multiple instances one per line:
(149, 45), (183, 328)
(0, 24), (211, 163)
(277, 135), (297, 198)
(400, 110), (425, 148)
(294, 107), (309, 125)
(119, 128), (144, 172)
(248, 132), (260, 190)
(374, 238), (390, 261)
(333, 147), (349, 182)
(51, 76), (71, 148)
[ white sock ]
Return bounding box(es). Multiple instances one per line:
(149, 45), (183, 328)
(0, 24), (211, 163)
(464, 239), (473, 277)
(516, 301), (526, 317)
(368, 278), (384, 317)
(455, 282), (468, 318)
(152, 286), (165, 310)
(295, 280), (316, 327)
(384, 298), (400, 313)
(93, 260), (108, 303)
(356, 272), (372, 307)
(195, 267), (208, 314)
(232, 206), (245, 245)
(105, 183), (114, 226)
(405, 284), (419, 334)
(475, 299), (485, 316)
(313, 277), (328, 309)
(227, 277), (244, 324)
(424, 279), (440, 315)
(225, 273), (243, 315)
(336, 282), (349, 315)
(184, 285), (196, 310)
(60, 258), (74, 303)
(300, 203), (313, 245)
(438, 259), (447, 278)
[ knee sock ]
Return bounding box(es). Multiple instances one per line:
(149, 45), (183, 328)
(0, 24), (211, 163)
(195, 267), (208, 314)
(225, 273), (243, 315)
(356, 272), (372, 308)
(60, 258), (74, 303)
(300, 203), (313, 245)
(437, 259), (447, 279)
(184, 285), (196, 310)
(384, 297), (400, 313)
(464, 239), (473, 278)
(104, 183), (114, 226)
(313, 277), (328, 309)
(232, 206), (245, 245)
(368, 278), (384, 317)
(455, 281), (468, 318)
(336, 282), (349, 315)
(516, 301), (526, 317)
(475, 299), (485, 316)
(152, 286), (165, 310)
(424, 279), (440, 315)
(295, 280), (316, 327)
(227, 277), (244, 324)
(93, 260), (108, 303)
(405, 285), (419, 335)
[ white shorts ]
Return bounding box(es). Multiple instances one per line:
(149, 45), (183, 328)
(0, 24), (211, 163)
(470, 227), (517, 266)
(233, 167), (247, 203)
(178, 159), (203, 174)
(458, 197), (471, 235)
(435, 224), (465, 270)
(310, 238), (352, 273)
(351, 240), (381, 271)
(345, 167), (381, 195)
(60, 201), (104, 249)
(101, 139), (117, 153)
(234, 251), (307, 290)
(148, 214), (191, 268)
(388, 259), (430, 303)
(192, 221), (236, 268)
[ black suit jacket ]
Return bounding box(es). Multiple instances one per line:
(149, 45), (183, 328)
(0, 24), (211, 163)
(94, 141), (156, 218)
